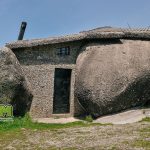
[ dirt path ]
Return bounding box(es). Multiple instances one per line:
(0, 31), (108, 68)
(34, 108), (150, 125)
(0, 122), (150, 150)
(33, 117), (80, 124)
(94, 108), (150, 124)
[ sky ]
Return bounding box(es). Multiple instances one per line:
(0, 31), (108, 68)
(0, 0), (150, 46)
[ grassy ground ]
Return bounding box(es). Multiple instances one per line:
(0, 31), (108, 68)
(0, 114), (107, 131)
(0, 115), (149, 150)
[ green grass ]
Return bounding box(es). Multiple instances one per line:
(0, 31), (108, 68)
(132, 117), (150, 149)
(141, 117), (150, 122)
(0, 104), (13, 118)
(84, 115), (93, 122)
(0, 113), (110, 132)
(132, 140), (150, 149)
(140, 126), (150, 133)
(139, 117), (150, 134)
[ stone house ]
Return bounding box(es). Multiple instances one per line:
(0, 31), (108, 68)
(6, 27), (150, 118)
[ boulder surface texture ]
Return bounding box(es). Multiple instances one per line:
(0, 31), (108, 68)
(75, 40), (150, 118)
(0, 47), (32, 116)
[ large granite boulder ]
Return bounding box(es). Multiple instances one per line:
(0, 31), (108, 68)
(0, 47), (32, 116)
(75, 40), (150, 118)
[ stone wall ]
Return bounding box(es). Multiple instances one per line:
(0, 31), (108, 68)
(12, 41), (84, 118)
(13, 42), (82, 65)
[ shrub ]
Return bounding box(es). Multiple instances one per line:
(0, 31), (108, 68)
(85, 115), (93, 122)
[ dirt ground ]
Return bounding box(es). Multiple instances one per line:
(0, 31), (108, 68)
(0, 121), (150, 150)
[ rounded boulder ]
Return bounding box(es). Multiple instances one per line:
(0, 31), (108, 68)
(75, 40), (150, 118)
(0, 47), (32, 116)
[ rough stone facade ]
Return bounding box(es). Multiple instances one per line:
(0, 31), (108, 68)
(12, 41), (84, 118)
(6, 27), (150, 118)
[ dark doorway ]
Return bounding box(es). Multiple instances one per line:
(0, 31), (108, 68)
(53, 68), (72, 114)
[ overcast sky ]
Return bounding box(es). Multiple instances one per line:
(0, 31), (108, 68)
(0, 0), (150, 46)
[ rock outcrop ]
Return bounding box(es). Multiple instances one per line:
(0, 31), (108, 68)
(0, 47), (32, 116)
(75, 40), (150, 118)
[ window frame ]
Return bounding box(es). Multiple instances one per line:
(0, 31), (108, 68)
(57, 46), (70, 56)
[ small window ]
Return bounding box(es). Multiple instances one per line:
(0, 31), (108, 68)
(57, 46), (70, 56)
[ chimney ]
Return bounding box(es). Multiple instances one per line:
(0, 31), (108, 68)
(18, 22), (27, 40)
